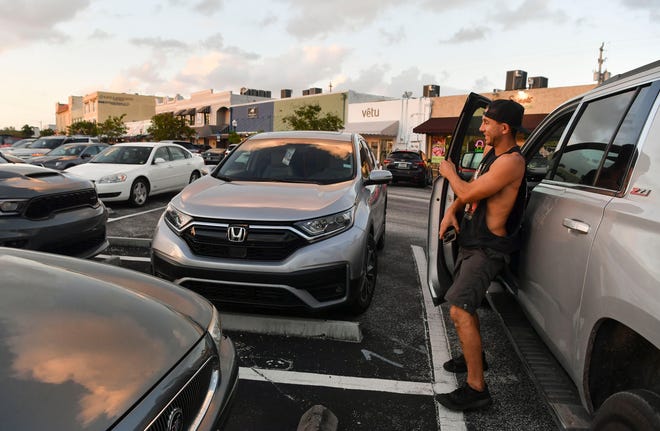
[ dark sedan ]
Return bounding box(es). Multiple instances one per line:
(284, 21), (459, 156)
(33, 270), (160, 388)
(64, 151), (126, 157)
(0, 247), (238, 430)
(28, 142), (109, 170)
(0, 161), (108, 257)
(201, 147), (226, 165)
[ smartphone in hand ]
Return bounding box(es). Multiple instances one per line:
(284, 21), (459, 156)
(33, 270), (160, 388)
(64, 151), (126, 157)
(442, 227), (457, 244)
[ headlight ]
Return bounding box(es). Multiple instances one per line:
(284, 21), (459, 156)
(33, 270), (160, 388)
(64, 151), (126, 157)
(0, 199), (28, 216)
(164, 204), (193, 231)
(98, 173), (127, 183)
(208, 306), (223, 347)
(295, 208), (354, 238)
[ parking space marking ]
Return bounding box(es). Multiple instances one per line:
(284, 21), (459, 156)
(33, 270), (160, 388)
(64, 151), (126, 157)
(96, 254), (151, 262)
(240, 367), (433, 395)
(412, 245), (467, 431)
(107, 206), (166, 223)
(222, 312), (362, 342)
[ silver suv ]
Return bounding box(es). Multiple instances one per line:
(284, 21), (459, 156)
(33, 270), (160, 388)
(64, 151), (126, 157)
(152, 131), (392, 314)
(428, 60), (660, 429)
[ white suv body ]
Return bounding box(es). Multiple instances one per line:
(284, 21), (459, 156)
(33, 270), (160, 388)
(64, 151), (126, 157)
(427, 60), (660, 429)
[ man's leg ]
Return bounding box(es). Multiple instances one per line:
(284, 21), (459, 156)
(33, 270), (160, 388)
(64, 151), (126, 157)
(450, 305), (485, 391)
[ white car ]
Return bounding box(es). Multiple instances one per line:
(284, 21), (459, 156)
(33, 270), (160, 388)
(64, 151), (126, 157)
(67, 142), (207, 206)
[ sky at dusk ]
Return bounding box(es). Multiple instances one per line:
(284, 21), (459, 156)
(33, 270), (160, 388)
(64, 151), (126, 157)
(0, 0), (658, 130)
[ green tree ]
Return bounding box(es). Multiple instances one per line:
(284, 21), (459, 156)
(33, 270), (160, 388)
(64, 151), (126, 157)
(281, 104), (344, 131)
(68, 120), (98, 136)
(20, 124), (33, 138)
(227, 131), (242, 144)
(40, 128), (55, 137)
(147, 113), (195, 141)
(98, 114), (128, 143)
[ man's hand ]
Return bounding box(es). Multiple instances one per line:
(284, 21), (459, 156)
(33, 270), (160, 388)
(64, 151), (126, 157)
(439, 158), (456, 179)
(439, 212), (459, 239)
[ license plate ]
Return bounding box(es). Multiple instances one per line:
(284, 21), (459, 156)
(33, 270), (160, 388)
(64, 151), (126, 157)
(396, 162), (410, 169)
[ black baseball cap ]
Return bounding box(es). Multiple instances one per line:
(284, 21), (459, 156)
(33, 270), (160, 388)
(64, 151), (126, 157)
(483, 99), (528, 134)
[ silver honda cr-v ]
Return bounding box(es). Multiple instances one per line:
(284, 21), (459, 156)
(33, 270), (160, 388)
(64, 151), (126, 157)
(151, 131), (392, 314)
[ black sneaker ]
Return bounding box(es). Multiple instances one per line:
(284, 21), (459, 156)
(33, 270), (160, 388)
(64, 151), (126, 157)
(443, 351), (488, 373)
(435, 383), (492, 411)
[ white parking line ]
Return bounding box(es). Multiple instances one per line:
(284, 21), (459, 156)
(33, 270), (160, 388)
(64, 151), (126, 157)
(107, 206), (166, 222)
(412, 245), (466, 431)
(240, 367), (434, 395)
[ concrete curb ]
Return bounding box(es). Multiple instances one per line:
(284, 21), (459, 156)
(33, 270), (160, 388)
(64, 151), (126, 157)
(221, 312), (362, 343)
(108, 236), (151, 248)
(297, 405), (338, 431)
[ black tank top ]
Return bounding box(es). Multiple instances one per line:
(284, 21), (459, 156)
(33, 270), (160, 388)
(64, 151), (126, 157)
(458, 146), (526, 254)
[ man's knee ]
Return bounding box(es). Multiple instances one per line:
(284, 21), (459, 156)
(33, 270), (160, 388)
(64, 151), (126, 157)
(449, 305), (474, 327)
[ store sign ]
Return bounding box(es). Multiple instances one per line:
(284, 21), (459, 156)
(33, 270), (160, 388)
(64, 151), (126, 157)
(248, 107), (258, 118)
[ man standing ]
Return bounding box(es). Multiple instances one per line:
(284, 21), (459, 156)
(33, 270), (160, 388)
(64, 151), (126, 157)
(435, 99), (527, 411)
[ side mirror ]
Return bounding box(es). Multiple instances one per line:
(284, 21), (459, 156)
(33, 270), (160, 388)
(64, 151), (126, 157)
(154, 157), (167, 164)
(365, 169), (393, 185)
(81, 153), (92, 159)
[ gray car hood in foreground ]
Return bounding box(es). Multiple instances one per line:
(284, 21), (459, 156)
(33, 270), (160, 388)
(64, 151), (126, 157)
(0, 248), (211, 431)
(174, 175), (358, 220)
(0, 164), (94, 197)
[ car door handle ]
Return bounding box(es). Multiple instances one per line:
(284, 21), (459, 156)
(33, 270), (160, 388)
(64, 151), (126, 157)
(562, 218), (590, 234)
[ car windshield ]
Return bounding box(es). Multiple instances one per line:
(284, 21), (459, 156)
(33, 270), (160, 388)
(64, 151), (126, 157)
(214, 139), (355, 184)
(30, 137), (66, 149)
(91, 146), (152, 164)
(48, 144), (85, 157)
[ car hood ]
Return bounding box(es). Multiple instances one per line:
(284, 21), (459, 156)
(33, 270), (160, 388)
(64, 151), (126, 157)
(0, 247), (211, 431)
(67, 163), (143, 179)
(173, 175), (357, 221)
(0, 164), (95, 197)
(30, 155), (77, 163)
(6, 147), (51, 157)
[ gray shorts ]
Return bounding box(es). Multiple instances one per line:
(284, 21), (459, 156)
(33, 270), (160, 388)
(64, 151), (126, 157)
(444, 247), (509, 314)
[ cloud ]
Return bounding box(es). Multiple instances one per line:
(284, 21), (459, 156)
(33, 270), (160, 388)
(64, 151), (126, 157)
(441, 26), (490, 43)
(89, 29), (112, 40)
(0, 0), (92, 52)
(379, 26), (406, 45)
(130, 36), (189, 52)
(493, 0), (569, 27)
(194, 0), (224, 14)
(619, 0), (659, 19)
(279, 0), (402, 38)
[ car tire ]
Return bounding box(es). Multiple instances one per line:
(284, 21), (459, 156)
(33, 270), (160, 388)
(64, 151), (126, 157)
(129, 178), (149, 207)
(592, 389), (660, 431)
(348, 234), (378, 315)
(189, 171), (201, 183)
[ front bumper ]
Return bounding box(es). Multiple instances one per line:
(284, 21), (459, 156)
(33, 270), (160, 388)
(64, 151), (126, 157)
(151, 217), (368, 310)
(0, 203), (108, 258)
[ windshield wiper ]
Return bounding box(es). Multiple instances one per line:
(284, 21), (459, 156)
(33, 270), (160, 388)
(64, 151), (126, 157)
(214, 174), (233, 182)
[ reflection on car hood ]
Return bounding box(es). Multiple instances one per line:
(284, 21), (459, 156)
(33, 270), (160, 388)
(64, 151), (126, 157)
(0, 164), (94, 197)
(5, 147), (51, 157)
(174, 175), (357, 220)
(67, 163), (144, 179)
(0, 247), (210, 431)
(29, 155), (78, 163)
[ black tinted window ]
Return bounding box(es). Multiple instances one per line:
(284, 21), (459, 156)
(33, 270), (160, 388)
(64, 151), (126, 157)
(549, 89), (638, 185)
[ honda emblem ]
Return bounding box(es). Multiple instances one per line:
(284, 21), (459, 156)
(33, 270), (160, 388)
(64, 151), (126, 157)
(227, 225), (247, 242)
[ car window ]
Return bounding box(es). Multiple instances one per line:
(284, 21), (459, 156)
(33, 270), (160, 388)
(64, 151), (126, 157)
(30, 138), (65, 149)
(168, 146), (188, 160)
(92, 146), (153, 164)
(49, 144), (84, 156)
(359, 140), (374, 178)
(154, 147), (172, 161)
(216, 139), (354, 184)
(547, 86), (650, 189)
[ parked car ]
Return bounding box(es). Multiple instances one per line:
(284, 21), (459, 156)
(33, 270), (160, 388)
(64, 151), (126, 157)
(427, 60), (660, 430)
(151, 131), (392, 314)
(0, 246), (238, 430)
(201, 147), (227, 165)
(457, 151), (484, 175)
(28, 142), (109, 170)
(0, 158), (108, 258)
(0, 134), (23, 147)
(3, 138), (35, 150)
(9, 135), (99, 160)
(160, 140), (203, 154)
(67, 142), (207, 207)
(382, 150), (433, 186)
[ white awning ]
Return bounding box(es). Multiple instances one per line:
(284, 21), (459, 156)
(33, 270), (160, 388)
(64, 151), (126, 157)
(342, 120), (399, 137)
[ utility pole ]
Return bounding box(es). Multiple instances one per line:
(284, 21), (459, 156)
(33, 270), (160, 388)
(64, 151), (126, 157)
(594, 43), (611, 84)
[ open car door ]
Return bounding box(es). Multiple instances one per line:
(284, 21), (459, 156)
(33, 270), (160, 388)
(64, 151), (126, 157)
(426, 92), (491, 305)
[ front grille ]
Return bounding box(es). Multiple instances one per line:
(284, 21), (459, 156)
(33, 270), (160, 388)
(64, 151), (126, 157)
(183, 281), (303, 306)
(182, 224), (307, 261)
(24, 188), (99, 219)
(145, 357), (217, 431)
